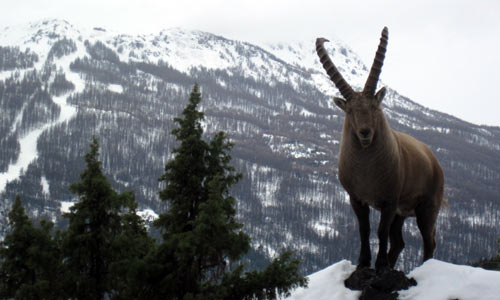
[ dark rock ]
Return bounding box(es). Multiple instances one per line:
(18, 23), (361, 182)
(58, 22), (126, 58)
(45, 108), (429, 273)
(344, 268), (417, 300)
(344, 267), (376, 290)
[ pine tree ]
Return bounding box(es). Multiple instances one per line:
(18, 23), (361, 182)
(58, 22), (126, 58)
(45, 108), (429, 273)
(108, 196), (157, 299)
(61, 137), (135, 299)
(0, 196), (65, 299)
(152, 84), (307, 299)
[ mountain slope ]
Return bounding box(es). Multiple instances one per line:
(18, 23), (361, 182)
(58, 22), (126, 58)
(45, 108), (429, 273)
(0, 19), (499, 273)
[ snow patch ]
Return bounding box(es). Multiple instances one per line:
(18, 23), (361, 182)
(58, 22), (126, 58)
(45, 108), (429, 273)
(137, 208), (159, 223)
(311, 221), (339, 238)
(60, 201), (75, 214)
(285, 260), (359, 300)
(41, 176), (50, 195)
(300, 108), (315, 117)
(399, 259), (500, 300)
(108, 83), (123, 93)
(52, 95), (77, 123)
(340, 190), (350, 203)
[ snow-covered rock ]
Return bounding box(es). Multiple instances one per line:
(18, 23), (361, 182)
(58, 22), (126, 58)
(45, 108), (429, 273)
(286, 259), (500, 300)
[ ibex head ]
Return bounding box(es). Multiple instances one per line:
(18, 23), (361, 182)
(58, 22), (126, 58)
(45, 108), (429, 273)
(316, 27), (388, 148)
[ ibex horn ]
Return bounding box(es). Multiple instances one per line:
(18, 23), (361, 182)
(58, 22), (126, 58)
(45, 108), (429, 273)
(316, 37), (355, 101)
(363, 27), (388, 96)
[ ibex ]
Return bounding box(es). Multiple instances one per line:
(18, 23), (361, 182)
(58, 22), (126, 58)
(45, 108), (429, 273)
(316, 27), (445, 271)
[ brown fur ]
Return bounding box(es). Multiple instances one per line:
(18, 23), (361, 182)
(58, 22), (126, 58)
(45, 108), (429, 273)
(316, 28), (445, 270)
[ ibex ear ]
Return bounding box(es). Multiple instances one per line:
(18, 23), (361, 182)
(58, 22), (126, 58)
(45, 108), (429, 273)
(333, 97), (347, 111)
(375, 87), (387, 105)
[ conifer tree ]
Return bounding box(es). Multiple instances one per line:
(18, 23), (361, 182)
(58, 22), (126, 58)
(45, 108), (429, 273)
(108, 198), (157, 299)
(0, 196), (65, 299)
(61, 137), (137, 299)
(152, 84), (307, 300)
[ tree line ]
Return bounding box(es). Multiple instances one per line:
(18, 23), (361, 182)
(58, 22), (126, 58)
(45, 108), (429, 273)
(0, 85), (307, 299)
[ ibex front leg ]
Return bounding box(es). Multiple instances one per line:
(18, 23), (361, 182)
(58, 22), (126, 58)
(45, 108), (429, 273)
(375, 203), (397, 271)
(350, 196), (371, 269)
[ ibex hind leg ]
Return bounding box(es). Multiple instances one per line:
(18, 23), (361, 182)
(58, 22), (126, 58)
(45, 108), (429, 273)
(415, 197), (439, 262)
(388, 215), (406, 268)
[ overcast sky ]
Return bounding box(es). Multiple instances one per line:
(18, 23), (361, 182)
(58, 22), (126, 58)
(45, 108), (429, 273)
(1, 0), (499, 127)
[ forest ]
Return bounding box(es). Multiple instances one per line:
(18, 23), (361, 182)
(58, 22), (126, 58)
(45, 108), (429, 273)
(0, 86), (307, 299)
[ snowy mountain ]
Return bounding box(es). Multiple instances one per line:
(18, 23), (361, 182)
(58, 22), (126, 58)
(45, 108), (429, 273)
(286, 259), (500, 300)
(1, 19), (499, 274)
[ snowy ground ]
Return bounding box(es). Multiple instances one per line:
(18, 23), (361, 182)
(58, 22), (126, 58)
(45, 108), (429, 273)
(286, 259), (500, 300)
